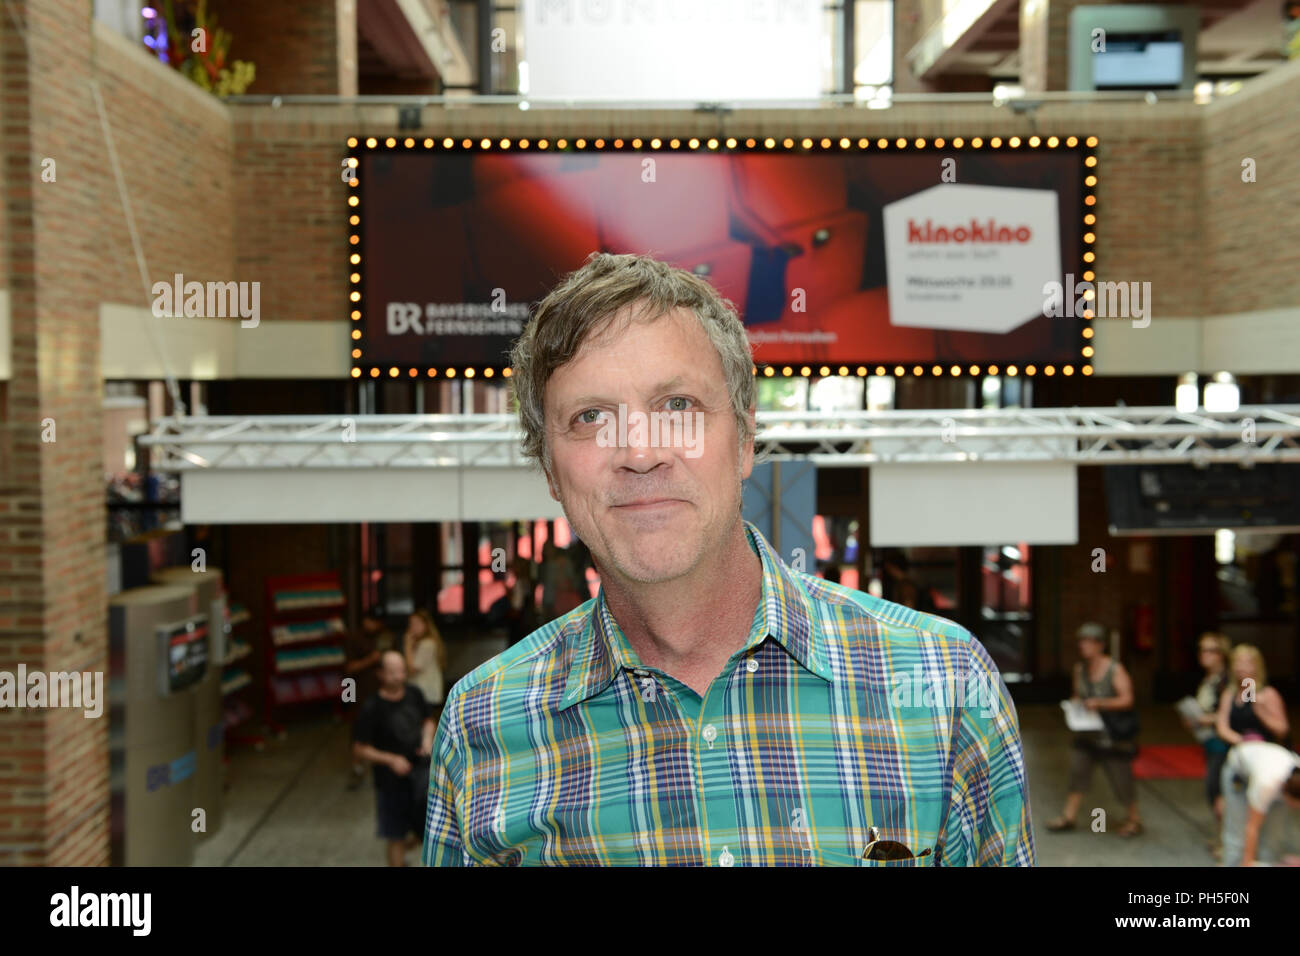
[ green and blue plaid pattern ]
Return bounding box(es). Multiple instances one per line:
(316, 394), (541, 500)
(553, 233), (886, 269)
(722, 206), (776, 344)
(423, 521), (1034, 866)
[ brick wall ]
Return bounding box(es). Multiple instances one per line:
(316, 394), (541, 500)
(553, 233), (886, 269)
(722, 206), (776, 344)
(92, 28), (235, 309)
(0, 8), (238, 865)
(1203, 62), (1300, 314)
(0, 0), (109, 866)
(211, 0), (357, 97)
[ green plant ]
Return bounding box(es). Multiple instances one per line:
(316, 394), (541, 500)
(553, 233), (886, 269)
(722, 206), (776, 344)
(159, 0), (256, 98)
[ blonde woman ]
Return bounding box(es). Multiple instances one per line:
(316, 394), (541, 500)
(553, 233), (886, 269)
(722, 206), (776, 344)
(403, 609), (447, 708)
(1214, 644), (1295, 866)
(1215, 644), (1289, 748)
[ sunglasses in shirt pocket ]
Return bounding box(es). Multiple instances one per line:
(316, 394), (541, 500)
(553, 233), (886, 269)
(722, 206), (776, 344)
(813, 846), (935, 867)
(814, 830), (939, 866)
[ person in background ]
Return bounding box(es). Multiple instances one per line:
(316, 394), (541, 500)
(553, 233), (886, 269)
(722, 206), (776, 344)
(403, 608), (447, 719)
(879, 549), (935, 614)
(343, 608), (394, 789)
(1219, 739), (1300, 866)
(538, 540), (560, 622)
(1216, 644), (1290, 748)
(352, 650), (436, 866)
(1183, 632), (1232, 858)
(504, 556), (537, 648)
(1047, 622), (1143, 837)
(540, 540), (585, 622)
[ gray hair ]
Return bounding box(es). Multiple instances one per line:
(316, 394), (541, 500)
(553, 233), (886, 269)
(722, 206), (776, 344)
(1076, 622), (1110, 644)
(509, 252), (757, 476)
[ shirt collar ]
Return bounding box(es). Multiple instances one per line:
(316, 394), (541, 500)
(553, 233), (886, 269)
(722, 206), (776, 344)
(559, 520), (831, 711)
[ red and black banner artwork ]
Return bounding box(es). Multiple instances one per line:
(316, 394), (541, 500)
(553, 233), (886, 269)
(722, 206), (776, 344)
(349, 136), (1094, 377)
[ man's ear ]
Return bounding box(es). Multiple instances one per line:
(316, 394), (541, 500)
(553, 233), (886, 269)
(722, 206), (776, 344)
(740, 403), (757, 480)
(543, 457), (561, 503)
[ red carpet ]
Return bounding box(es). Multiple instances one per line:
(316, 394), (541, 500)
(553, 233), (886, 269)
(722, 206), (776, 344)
(1132, 745), (1207, 780)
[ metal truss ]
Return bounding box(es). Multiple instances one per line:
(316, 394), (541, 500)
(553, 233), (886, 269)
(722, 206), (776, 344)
(138, 405), (1300, 470)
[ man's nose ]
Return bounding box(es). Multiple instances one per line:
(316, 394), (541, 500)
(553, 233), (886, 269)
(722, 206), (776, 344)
(612, 406), (676, 470)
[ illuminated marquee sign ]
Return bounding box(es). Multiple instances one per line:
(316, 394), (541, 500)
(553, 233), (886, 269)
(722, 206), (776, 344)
(346, 134), (1097, 379)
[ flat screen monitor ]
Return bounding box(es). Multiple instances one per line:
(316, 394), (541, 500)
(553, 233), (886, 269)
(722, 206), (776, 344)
(1092, 31), (1185, 90)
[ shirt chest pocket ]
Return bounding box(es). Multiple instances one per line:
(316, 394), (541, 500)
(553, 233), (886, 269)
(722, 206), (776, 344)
(815, 846), (937, 867)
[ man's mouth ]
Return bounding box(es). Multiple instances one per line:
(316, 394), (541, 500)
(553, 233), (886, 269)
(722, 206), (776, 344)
(613, 498), (685, 511)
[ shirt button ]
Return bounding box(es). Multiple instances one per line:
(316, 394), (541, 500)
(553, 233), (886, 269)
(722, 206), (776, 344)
(718, 846), (734, 867)
(745, 658), (759, 673)
(702, 724), (717, 743)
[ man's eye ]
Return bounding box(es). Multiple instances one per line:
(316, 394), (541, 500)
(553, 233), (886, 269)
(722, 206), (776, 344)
(665, 397), (692, 412)
(577, 409), (603, 425)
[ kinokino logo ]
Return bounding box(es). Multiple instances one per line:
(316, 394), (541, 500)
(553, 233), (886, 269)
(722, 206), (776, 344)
(151, 272), (260, 328)
(50, 886), (151, 936)
(0, 665), (103, 718)
(592, 403), (703, 459)
(907, 218), (1032, 243)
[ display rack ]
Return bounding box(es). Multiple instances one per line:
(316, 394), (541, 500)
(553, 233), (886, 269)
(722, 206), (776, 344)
(220, 600), (263, 750)
(263, 572), (347, 733)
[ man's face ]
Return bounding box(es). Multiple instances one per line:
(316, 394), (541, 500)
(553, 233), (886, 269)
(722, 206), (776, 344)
(380, 651), (406, 688)
(542, 305), (754, 586)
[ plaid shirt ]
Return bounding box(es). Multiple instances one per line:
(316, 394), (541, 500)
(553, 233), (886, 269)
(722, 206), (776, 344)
(423, 521), (1034, 866)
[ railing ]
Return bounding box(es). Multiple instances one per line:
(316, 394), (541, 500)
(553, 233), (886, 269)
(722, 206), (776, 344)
(138, 405), (1300, 469)
(226, 89), (1214, 109)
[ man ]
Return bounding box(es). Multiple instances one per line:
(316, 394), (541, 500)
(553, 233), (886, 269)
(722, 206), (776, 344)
(353, 649), (436, 866)
(423, 251), (1033, 866)
(343, 608), (394, 789)
(1220, 740), (1300, 866)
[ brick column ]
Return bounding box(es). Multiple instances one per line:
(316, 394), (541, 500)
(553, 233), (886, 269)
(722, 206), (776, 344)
(0, 0), (110, 865)
(893, 0), (940, 94)
(1022, 0), (1125, 93)
(1020, 0), (1050, 93)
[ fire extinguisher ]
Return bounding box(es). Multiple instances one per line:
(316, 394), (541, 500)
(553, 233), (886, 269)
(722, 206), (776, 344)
(1132, 600), (1154, 652)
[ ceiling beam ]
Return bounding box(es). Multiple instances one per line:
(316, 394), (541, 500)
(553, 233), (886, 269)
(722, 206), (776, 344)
(906, 0), (1021, 80)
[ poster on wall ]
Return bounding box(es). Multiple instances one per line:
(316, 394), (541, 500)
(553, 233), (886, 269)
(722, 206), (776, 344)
(350, 138), (1091, 375)
(155, 615), (208, 696)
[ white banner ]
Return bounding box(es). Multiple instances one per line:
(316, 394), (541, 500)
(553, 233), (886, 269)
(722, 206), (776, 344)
(882, 183), (1061, 334)
(521, 0), (825, 101)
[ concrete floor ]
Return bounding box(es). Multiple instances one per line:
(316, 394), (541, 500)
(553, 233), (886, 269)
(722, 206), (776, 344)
(194, 636), (511, 867)
(194, 638), (1299, 866)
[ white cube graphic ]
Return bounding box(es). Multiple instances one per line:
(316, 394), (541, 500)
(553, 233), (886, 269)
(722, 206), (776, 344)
(882, 184), (1061, 334)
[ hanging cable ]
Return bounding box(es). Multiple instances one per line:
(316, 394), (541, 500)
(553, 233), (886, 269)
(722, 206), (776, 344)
(89, 78), (187, 418)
